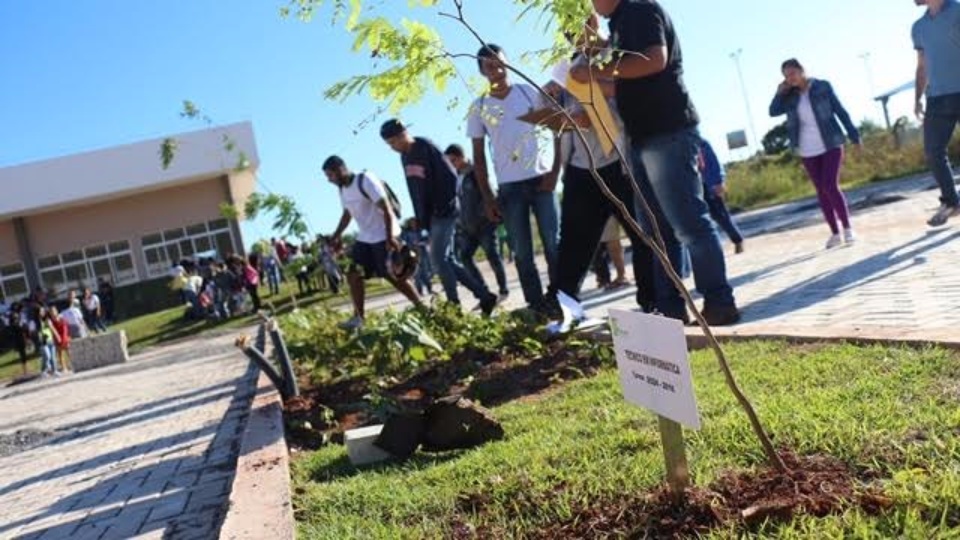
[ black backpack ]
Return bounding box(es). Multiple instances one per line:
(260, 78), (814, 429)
(458, 168), (490, 235)
(356, 173), (402, 220)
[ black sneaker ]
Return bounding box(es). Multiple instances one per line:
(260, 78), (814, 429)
(702, 304), (741, 326)
(479, 294), (498, 317)
(533, 294), (563, 321)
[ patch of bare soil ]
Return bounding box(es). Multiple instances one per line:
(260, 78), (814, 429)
(283, 340), (605, 452)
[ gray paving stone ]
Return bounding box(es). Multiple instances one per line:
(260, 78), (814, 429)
(129, 530), (166, 540)
(71, 521), (109, 540)
(36, 521), (80, 540)
(186, 478), (230, 511)
(146, 491), (190, 522)
(162, 471), (199, 493)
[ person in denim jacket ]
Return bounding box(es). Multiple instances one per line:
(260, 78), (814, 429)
(770, 58), (862, 249)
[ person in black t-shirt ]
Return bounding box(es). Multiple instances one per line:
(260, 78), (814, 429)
(571, 0), (740, 326)
(381, 119), (498, 316)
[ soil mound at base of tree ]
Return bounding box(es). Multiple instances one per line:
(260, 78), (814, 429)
(521, 451), (892, 539)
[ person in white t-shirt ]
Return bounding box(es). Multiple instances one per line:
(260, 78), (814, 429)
(60, 299), (89, 339)
(467, 43), (561, 314)
(324, 155), (423, 330)
(82, 287), (107, 333)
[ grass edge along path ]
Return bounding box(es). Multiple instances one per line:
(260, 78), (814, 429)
(0, 279), (393, 382)
(292, 340), (960, 539)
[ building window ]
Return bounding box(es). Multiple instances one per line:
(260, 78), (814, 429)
(36, 240), (138, 295)
(0, 262), (28, 300)
(141, 219), (235, 277)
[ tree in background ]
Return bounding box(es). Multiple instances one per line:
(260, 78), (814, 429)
(761, 121), (790, 155)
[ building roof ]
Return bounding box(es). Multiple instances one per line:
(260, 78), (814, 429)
(875, 81), (914, 101)
(0, 122), (259, 220)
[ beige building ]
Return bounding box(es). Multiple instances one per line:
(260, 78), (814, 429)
(0, 122), (259, 302)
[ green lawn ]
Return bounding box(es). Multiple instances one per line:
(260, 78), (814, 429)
(292, 341), (960, 539)
(0, 277), (393, 382)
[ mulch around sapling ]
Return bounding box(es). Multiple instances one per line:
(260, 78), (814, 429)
(283, 338), (607, 452)
(517, 451), (893, 539)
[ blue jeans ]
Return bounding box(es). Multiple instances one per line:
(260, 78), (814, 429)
(266, 266), (281, 295)
(429, 216), (492, 304)
(924, 92), (960, 207)
(84, 309), (108, 332)
(498, 177), (560, 306)
(630, 127), (736, 319)
(413, 245), (433, 295)
(41, 342), (57, 374)
(458, 224), (509, 295)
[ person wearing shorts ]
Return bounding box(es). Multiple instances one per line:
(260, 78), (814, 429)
(324, 155), (423, 330)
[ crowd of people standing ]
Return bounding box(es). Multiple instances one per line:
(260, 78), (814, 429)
(0, 284), (110, 377)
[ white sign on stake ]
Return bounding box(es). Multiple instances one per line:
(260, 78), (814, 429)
(609, 309), (701, 429)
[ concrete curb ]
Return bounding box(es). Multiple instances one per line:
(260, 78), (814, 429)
(219, 372), (295, 540)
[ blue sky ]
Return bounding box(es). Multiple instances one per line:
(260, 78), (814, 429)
(0, 1), (925, 245)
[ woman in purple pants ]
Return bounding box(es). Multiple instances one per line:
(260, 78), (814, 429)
(770, 58), (862, 249)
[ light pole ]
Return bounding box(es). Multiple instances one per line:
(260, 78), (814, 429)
(858, 51), (883, 122)
(729, 48), (758, 153)
(858, 51), (877, 97)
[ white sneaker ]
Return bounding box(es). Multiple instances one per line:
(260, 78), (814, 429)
(825, 234), (842, 249)
(843, 229), (856, 245)
(337, 315), (364, 331)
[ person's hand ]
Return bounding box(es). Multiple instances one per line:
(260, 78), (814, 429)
(570, 111), (592, 128)
(851, 142), (864, 157)
(777, 80), (792, 95)
(484, 200), (503, 223)
(386, 237), (401, 252)
(569, 63), (591, 84)
(543, 81), (563, 99)
(538, 170), (559, 192)
(713, 184), (727, 199)
(915, 100), (925, 121)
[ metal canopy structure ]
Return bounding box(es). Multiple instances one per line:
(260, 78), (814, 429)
(874, 81), (914, 129)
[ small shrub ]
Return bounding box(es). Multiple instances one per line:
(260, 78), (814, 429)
(283, 302), (548, 382)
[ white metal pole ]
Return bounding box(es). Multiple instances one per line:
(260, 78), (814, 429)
(730, 49), (758, 153)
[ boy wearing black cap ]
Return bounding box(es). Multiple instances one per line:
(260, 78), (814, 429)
(381, 119), (499, 315)
(324, 155), (423, 330)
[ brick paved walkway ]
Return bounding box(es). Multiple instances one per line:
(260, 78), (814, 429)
(0, 331), (256, 540)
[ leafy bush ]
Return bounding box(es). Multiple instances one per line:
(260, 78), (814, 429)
(282, 302), (548, 383)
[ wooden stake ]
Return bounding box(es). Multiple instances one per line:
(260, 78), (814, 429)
(658, 415), (690, 500)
